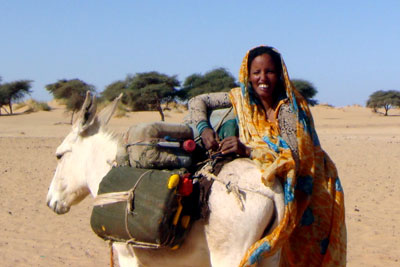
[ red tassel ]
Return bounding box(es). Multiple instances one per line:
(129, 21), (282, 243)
(179, 175), (193, 196)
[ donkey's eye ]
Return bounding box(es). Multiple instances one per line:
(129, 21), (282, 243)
(55, 149), (71, 160)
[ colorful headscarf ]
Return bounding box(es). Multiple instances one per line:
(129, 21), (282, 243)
(229, 46), (346, 266)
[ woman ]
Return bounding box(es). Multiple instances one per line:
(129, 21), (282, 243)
(187, 46), (346, 266)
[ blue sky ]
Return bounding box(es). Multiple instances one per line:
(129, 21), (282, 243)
(1, 0), (399, 106)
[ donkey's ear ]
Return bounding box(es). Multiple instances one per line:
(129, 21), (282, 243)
(97, 93), (123, 127)
(74, 91), (97, 134)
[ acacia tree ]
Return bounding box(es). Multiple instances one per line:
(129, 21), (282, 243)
(101, 76), (134, 105)
(119, 72), (181, 121)
(292, 79), (318, 106)
(46, 79), (96, 123)
(102, 80), (127, 101)
(366, 90), (400, 116)
(179, 68), (238, 100)
(0, 79), (33, 115)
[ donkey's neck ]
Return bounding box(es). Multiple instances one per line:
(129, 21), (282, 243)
(84, 129), (120, 197)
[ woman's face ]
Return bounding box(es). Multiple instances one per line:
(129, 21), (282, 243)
(249, 53), (280, 102)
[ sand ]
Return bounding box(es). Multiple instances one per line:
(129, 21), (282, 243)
(0, 103), (399, 266)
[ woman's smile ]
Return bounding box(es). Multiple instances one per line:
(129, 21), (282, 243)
(258, 83), (269, 90)
(249, 53), (279, 102)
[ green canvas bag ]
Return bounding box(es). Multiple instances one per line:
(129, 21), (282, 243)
(90, 166), (193, 249)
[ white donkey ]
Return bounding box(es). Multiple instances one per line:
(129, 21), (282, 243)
(46, 92), (285, 267)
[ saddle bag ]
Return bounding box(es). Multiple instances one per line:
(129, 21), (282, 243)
(90, 166), (196, 248)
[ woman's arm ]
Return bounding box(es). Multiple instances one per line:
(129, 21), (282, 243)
(186, 92), (232, 150)
(186, 92), (232, 126)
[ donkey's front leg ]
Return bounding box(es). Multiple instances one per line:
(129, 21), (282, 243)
(113, 243), (141, 267)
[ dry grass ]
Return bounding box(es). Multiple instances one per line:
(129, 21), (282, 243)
(14, 99), (51, 113)
(317, 103), (334, 108)
(163, 101), (188, 112)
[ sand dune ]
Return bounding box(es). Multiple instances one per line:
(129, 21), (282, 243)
(0, 103), (399, 266)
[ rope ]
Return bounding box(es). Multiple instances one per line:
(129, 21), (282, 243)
(195, 163), (244, 211)
(93, 170), (151, 207)
(124, 170), (152, 240)
(194, 107), (233, 143)
(93, 170), (157, 246)
(93, 169), (176, 249)
(93, 191), (130, 206)
(213, 107), (233, 133)
(108, 240), (114, 267)
(195, 162), (274, 211)
(125, 140), (145, 148)
(126, 239), (161, 249)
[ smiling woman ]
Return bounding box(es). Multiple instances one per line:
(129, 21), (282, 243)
(247, 47), (284, 122)
(186, 45), (347, 266)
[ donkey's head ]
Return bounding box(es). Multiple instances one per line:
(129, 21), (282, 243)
(47, 92), (122, 214)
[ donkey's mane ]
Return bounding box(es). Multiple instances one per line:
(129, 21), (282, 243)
(98, 124), (124, 146)
(100, 126), (121, 140)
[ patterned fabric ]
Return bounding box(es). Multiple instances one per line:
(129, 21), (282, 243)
(186, 92), (232, 125)
(228, 46), (346, 266)
(186, 93), (299, 162)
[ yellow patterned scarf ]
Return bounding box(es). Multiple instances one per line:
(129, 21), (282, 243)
(229, 46), (346, 266)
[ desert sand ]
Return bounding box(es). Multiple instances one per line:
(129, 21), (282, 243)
(0, 103), (399, 266)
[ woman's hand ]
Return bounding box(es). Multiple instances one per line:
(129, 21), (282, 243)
(200, 128), (219, 151)
(219, 136), (251, 157)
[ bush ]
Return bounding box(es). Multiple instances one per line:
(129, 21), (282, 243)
(366, 90), (400, 116)
(15, 99), (51, 113)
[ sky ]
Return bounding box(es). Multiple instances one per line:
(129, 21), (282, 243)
(1, 0), (399, 107)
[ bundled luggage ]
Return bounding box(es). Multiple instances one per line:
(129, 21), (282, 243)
(124, 122), (195, 169)
(91, 117), (237, 249)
